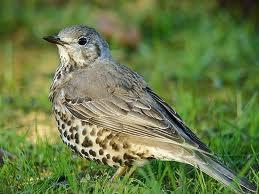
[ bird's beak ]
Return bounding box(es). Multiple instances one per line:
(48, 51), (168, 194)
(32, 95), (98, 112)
(43, 35), (66, 45)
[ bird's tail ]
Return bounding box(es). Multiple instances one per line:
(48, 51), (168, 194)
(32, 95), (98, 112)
(181, 151), (257, 193)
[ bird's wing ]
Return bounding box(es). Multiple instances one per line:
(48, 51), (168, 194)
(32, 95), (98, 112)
(145, 87), (210, 153)
(62, 62), (210, 154)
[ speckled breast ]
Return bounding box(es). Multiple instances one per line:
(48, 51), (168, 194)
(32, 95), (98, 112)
(53, 105), (153, 167)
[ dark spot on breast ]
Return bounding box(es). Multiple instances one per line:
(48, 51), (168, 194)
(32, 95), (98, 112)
(70, 145), (77, 153)
(82, 129), (87, 135)
(123, 142), (130, 149)
(67, 135), (71, 141)
(71, 99), (77, 104)
(106, 154), (110, 159)
(112, 156), (119, 163)
(67, 120), (71, 126)
(78, 152), (83, 158)
(75, 133), (79, 143)
(62, 139), (67, 145)
(95, 137), (100, 144)
(118, 159), (123, 165)
(61, 124), (65, 129)
(65, 97), (71, 103)
(69, 65), (73, 72)
(102, 157), (107, 165)
(61, 113), (66, 122)
(111, 143), (120, 151)
(57, 72), (61, 79)
(147, 156), (155, 160)
(82, 136), (93, 147)
(99, 141), (107, 149)
(99, 149), (104, 155)
(111, 156), (122, 165)
(106, 134), (113, 139)
(123, 153), (135, 160)
(97, 130), (102, 136)
(97, 138), (108, 148)
(82, 121), (88, 126)
(81, 149), (89, 157)
(84, 97), (92, 102)
(63, 131), (67, 137)
(90, 129), (96, 136)
(69, 126), (78, 133)
(77, 97), (84, 103)
(109, 141), (113, 146)
(103, 128), (109, 133)
(136, 152), (145, 158)
(125, 160), (134, 166)
(89, 149), (96, 157)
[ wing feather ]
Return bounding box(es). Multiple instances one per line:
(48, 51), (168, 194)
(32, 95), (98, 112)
(60, 62), (211, 154)
(63, 91), (210, 154)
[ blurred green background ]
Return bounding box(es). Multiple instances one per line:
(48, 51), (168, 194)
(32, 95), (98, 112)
(0, 0), (258, 193)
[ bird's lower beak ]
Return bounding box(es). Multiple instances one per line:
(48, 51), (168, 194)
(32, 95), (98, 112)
(43, 35), (66, 45)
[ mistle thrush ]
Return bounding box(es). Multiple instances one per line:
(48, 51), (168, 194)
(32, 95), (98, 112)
(43, 25), (256, 193)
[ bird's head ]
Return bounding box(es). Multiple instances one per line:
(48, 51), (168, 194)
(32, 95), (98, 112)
(43, 25), (111, 68)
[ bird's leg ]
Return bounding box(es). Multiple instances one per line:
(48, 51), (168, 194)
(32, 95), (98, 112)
(111, 166), (128, 181)
(124, 165), (137, 179)
(111, 165), (138, 182)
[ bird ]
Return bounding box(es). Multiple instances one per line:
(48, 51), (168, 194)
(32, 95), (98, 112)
(43, 25), (257, 193)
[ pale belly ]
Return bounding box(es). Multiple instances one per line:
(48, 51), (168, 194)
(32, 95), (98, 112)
(53, 105), (154, 167)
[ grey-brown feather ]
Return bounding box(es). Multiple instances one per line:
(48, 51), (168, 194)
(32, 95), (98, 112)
(61, 60), (210, 154)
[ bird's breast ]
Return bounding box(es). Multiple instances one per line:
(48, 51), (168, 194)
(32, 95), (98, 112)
(52, 104), (154, 167)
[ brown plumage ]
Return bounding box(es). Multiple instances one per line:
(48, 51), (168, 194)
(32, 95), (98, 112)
(43, 25), (257, 193)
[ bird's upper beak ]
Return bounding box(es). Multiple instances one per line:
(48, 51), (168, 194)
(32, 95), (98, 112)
(43, 35), (66, 45)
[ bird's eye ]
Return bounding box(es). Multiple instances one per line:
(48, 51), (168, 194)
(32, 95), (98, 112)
(78, 37), (87, 45)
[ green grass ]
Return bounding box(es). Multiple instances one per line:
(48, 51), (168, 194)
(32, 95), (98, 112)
(0, 1), (258, 193)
